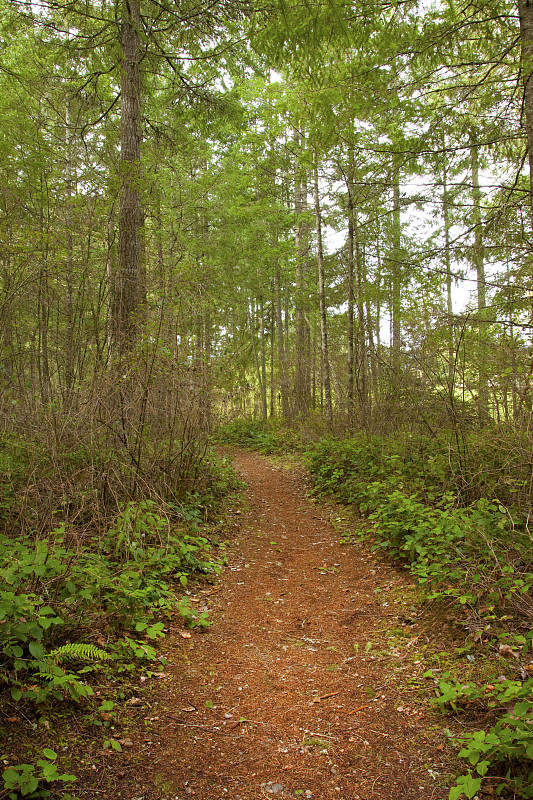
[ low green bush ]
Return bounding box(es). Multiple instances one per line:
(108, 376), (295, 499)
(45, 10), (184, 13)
(431, 671), (533, 798)
(0, 508), (220, 695)
(214, 420), (297, 454)
(2, 748), (76, 799)
(305, 435), (529, 614)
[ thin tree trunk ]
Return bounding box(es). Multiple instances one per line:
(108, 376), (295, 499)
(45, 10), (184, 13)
(313, 155), (333, 429)
(391, 156), (402, 366)
(270, 291), (275, 418)
(366, 287), (378, 406)
(284, 287), (289, 347)
(0, 257), (14, 390)
(203, 305), (212, 431)
(354, 212), (368, 425)
(38, 264), (51, 406)
(38, 166), (51, 406)
(372, 236), (382, 401)
(346, 190), (356, 430)
(470, 131), (489, 421)
(248, 302), (263, 419)
(294, 130), (311, 416)
(275, 262), (290, 419)
(442, 161), (454, 387)
(259, 296), (268, 420)
(64, 101), (76, 401)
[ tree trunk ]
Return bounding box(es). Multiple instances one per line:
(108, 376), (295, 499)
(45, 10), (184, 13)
(354, 213), (368, 425)
(391, 156), (402, 366)
(346, 183), (356, 430)
(38, 165), (51, 406)
(313, 156), (333, 429)
(294, 130), (311, 416)
(203, 305), (212, 432)
(38, 264), (51, 406)
(270, 291), (275, 418)
(442, 161), (454, 387)
(259, 296), (268, 420)
(63, 100), (77, 405)
(275, 262), (290, 419)
(470, 131), (489, 421)
(248, 302), (264, 419)
(112, 0), (143, 354)
(519, 0), (533, 225)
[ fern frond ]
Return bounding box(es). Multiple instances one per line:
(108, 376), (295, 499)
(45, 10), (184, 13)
(47, 643), (110, 664)
(34, 660), (64, 677)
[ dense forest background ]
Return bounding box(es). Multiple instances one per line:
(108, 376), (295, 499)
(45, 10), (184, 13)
(3, 0), (533, 797)
(1, 2), (531, 440)
(2, 0), (533, 500)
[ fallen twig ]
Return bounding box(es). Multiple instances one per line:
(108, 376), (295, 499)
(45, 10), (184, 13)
(313, 690), (342, 702)
(347, 705), (368, 715)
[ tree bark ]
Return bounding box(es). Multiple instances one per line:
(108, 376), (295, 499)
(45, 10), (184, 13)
(38, 164), (51, 406)
(347, 202), (356, 429)
(470, 131), (489, 421)
(391, 156), (402, 366)
(112, 0), (143, 354)
(519, 0), (533, 225)
(248, 302), (264, 418)
(313, 156), (333, 429)
(442, 160), (454, 387)
(259, 296), (268, 420)
(354, 212), (368, 425)
(275, 262), (290, 419)
(294, 130), (311, 416)
(270, 290), (275, 418)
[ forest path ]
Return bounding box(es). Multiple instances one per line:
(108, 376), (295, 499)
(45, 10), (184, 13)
(142, 450), (449, 800)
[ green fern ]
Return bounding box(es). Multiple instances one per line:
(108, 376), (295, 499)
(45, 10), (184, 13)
(47, 643), (110, 664)
(34, 660), (65, 677)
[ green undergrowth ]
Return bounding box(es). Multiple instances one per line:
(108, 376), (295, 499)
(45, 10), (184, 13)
(214, 419), (298, 454)
(305, 432), (533, 799)
(0, 449), (240, 799)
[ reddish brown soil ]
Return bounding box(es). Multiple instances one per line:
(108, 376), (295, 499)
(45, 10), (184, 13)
(125, 450), (452, 800)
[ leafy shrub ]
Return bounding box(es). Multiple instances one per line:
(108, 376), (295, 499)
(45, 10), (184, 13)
(432, 674), (533, 798)
(2, 748), (76, 799)
(0, 484), (226, 786)
(214, 420), (297, 454)
(305, 432), (533, 798)
(177, 596), (212, 629)
(305, 435), (530, 616)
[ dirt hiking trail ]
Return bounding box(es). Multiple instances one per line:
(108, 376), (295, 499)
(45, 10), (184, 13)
(140, 450), (450, 800)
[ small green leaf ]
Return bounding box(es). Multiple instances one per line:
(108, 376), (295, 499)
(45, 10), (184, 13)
(2, 767), (18, 784)
(29, 641), (45, 659)
(42, 748), (57, 761)
(41, 762), (59, 780)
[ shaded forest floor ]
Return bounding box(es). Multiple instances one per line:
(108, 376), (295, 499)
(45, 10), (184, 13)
(97, 448), (463, 800)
